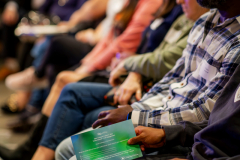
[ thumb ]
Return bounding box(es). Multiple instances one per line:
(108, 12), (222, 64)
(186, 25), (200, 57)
(128, 135), (143, 145)
(109, 75), (116, 86)
(135, 89), (142, 101)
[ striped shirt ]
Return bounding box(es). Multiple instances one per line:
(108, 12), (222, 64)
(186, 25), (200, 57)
(130, 9), (240, 128)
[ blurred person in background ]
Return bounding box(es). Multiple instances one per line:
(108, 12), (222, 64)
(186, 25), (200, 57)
(51, 0), (209, 159)
(0, 0), (162, 160)
(0, 0), (91, 81)
(0, 0), (32, 79)
(54, 0), (240, 159)
(3, 0), (164, 131)
(0, 0), (116, 132)
(0, 0), (107, 116)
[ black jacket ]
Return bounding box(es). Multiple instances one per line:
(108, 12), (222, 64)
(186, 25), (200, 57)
(164, 64), (240, 160)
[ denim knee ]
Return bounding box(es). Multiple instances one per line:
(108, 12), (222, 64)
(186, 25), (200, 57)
(61, 83), (78, 94)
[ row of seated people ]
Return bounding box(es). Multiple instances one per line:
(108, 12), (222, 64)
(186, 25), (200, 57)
(0, 0), (98, 79)
(0, 0), (240, 159)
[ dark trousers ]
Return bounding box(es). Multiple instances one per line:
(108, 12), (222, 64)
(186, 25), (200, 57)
(1, 23), (19, 59)
(35, 35), (94, 80)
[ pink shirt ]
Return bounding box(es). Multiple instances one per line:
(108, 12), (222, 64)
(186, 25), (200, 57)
(82, 0), (163, 72)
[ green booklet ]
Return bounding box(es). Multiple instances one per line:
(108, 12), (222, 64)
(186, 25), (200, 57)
(71, 120), (143, 160)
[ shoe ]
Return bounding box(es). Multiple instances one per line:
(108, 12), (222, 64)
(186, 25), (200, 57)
(5, 67), (49, 91)
(1, 94), (23, 114)
(0, 114), (48, 160)
(7, 105), (41, 133)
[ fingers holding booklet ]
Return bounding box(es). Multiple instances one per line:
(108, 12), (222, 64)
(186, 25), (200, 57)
(128, 126), (166, 151)
(71, 120), (143, 160)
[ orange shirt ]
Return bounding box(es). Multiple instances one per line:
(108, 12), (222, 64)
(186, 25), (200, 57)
(82, 0), (163, 72)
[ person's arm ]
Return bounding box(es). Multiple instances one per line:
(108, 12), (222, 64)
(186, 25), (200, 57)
(75, 21), (103, 45)
(108, 15), (193, 87)
(108, 33), (188, 105)
(123, 16), (192, 82)
(92, 52), (186, 128)
(82, 0), (163, 72)
(130, 45), (240, 127)
(124, 35), (188, 82)
(64, 0), (108, 28)
(127, 120), (208, 151)
(109, 35), (188, 86)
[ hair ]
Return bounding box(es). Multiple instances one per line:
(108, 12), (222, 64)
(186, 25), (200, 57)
(197, 0), (227, 8)
(155, 0), (177, 18)
(114, 0), (139, 36)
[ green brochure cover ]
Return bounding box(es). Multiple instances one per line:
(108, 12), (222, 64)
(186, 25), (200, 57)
(71, 120), (143, 160)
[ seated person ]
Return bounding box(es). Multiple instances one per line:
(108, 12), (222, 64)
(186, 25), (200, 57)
(0, 0), (32, 79)
(0, 0), (89, 80)
(1, 0), (110, 114)
(129, 63), (240, 160)
(2, 0), (166, 134)
(3, 1), (183, 134)
(56, 63), (240, 160)
(0, 0), (162, 159)
(2, 1), (206, 160)
(54, 0), (240, 159)
(4, 0), (163, 130)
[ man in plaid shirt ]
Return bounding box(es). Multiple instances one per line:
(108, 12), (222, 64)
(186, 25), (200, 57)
(93, 1), (240, 129)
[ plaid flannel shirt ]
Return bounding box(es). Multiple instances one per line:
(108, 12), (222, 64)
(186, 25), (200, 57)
(130, 9), (240, 128)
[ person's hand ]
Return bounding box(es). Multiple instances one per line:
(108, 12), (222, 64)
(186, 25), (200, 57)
(57, 21), (76, 30)
(128, 126), (166, 151)
(113, 72), (142, 105)
(75, 29), (96, 45)
(2, 7), (19, 26)
(109, 60), (127, 86)
(57, 21), (68, 26)
(92, 105), (133, 129)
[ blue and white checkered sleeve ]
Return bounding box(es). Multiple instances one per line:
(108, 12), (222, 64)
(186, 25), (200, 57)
(130, 46), (240, 127)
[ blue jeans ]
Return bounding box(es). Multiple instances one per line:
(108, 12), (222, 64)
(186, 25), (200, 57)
(39, 82), (115, 150)
(28, 89), (49, 109)
(27, 37), (52, 110)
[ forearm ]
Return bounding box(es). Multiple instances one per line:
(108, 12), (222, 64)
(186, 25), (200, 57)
(124, 35), (188, 82)
(124, 51), (169, 81)
(68, 0), (108, 25)
(85, 0), (162, 71)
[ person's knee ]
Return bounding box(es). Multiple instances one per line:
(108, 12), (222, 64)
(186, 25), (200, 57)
(55, 71), (71, 88)
(61, 83), (79, 95)
(55, 137), (75, 160)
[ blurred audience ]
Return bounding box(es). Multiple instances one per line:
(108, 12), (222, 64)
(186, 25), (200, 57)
(0, 0), (240, 160)
(3, 0), (163, 132)
(1, 0), (107, 115)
